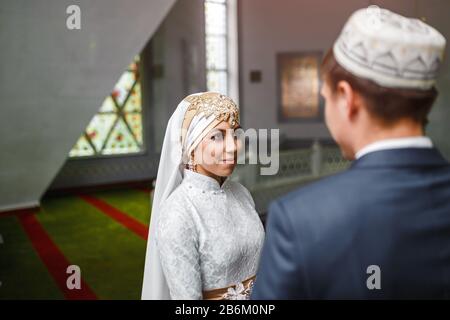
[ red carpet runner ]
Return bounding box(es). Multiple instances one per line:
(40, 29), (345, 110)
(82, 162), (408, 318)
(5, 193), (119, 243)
(79, 194), (149, 240)
(18, 210), (97, 300)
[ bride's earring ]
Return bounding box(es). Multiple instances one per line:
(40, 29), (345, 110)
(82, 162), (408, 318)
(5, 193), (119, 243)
(188, 151), (198, 172)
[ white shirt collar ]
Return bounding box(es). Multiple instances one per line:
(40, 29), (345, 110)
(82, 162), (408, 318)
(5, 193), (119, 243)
(355, 136), (433, 159)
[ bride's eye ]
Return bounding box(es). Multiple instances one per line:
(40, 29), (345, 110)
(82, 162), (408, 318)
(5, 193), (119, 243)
(211, 132), (224, 141)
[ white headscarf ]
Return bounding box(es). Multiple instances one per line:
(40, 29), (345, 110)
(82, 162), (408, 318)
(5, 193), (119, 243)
(141, 92), (237, 299)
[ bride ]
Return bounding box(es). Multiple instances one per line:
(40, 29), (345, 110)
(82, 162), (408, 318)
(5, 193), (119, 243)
(141, 92), (265, 300)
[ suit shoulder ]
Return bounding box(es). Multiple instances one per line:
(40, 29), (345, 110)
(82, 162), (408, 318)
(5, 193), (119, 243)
(276, 170), (354, 208)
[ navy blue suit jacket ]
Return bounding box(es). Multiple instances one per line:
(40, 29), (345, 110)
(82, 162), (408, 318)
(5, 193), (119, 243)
(251, 148), (450, 299)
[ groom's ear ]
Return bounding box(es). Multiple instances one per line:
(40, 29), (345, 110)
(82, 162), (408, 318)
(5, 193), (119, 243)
(335, 80), (360, 122)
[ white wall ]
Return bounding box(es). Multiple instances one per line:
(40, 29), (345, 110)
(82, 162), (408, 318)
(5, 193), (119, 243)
(0, 0), (176, 211)
(152, 0), (207, 152)
(239, 0), (369, 139)
(49, 0), (207, 191)
(239, 0), (450, 159)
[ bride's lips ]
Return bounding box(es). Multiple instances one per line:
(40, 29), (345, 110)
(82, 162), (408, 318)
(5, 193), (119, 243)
(218, 158), (235, 164)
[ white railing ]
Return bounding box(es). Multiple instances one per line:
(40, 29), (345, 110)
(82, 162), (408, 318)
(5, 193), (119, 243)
(231, 141), (350, 215)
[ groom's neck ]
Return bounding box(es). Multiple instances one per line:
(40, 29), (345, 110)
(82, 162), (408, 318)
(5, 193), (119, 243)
(350, 117), (425, 158)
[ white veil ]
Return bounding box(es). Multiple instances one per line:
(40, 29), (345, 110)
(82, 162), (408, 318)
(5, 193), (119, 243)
(141, 93), (218, 299)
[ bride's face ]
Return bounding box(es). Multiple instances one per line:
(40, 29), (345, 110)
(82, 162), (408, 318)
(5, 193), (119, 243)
(193, 121), (241, 179)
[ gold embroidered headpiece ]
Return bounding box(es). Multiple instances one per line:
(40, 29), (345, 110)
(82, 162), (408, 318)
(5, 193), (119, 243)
(180, 92), (240, 155)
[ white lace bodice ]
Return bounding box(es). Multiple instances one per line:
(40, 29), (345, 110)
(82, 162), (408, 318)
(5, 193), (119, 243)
(155, 169), (265, 300)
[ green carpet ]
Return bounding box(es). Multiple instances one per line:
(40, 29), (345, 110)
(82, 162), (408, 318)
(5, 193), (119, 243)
(0, 188), (152, 300)
(0, 216), (63, 299)
(94, 189), (151, 225)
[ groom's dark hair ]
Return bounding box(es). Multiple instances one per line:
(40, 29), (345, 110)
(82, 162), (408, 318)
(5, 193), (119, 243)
(321, 49), (438, 127)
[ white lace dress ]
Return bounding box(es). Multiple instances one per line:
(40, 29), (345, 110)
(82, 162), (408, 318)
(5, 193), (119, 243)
(155, 169), (265, 300)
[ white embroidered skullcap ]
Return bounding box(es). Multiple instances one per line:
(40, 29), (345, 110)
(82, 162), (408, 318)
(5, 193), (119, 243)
(333, 6), (446, 90)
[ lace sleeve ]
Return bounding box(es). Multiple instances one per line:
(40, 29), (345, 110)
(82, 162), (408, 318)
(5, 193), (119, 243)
(156, 203), (202, 300)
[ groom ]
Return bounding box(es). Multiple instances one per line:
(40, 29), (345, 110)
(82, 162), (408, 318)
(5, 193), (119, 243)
(252, 7), (450, 299)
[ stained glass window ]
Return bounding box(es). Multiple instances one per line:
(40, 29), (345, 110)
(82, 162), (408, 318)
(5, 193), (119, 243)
(205, 0), (228, 94)
(69, 56), (144, 158)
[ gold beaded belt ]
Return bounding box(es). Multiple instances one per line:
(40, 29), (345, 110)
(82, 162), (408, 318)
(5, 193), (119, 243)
(202, 275), (256, 300)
